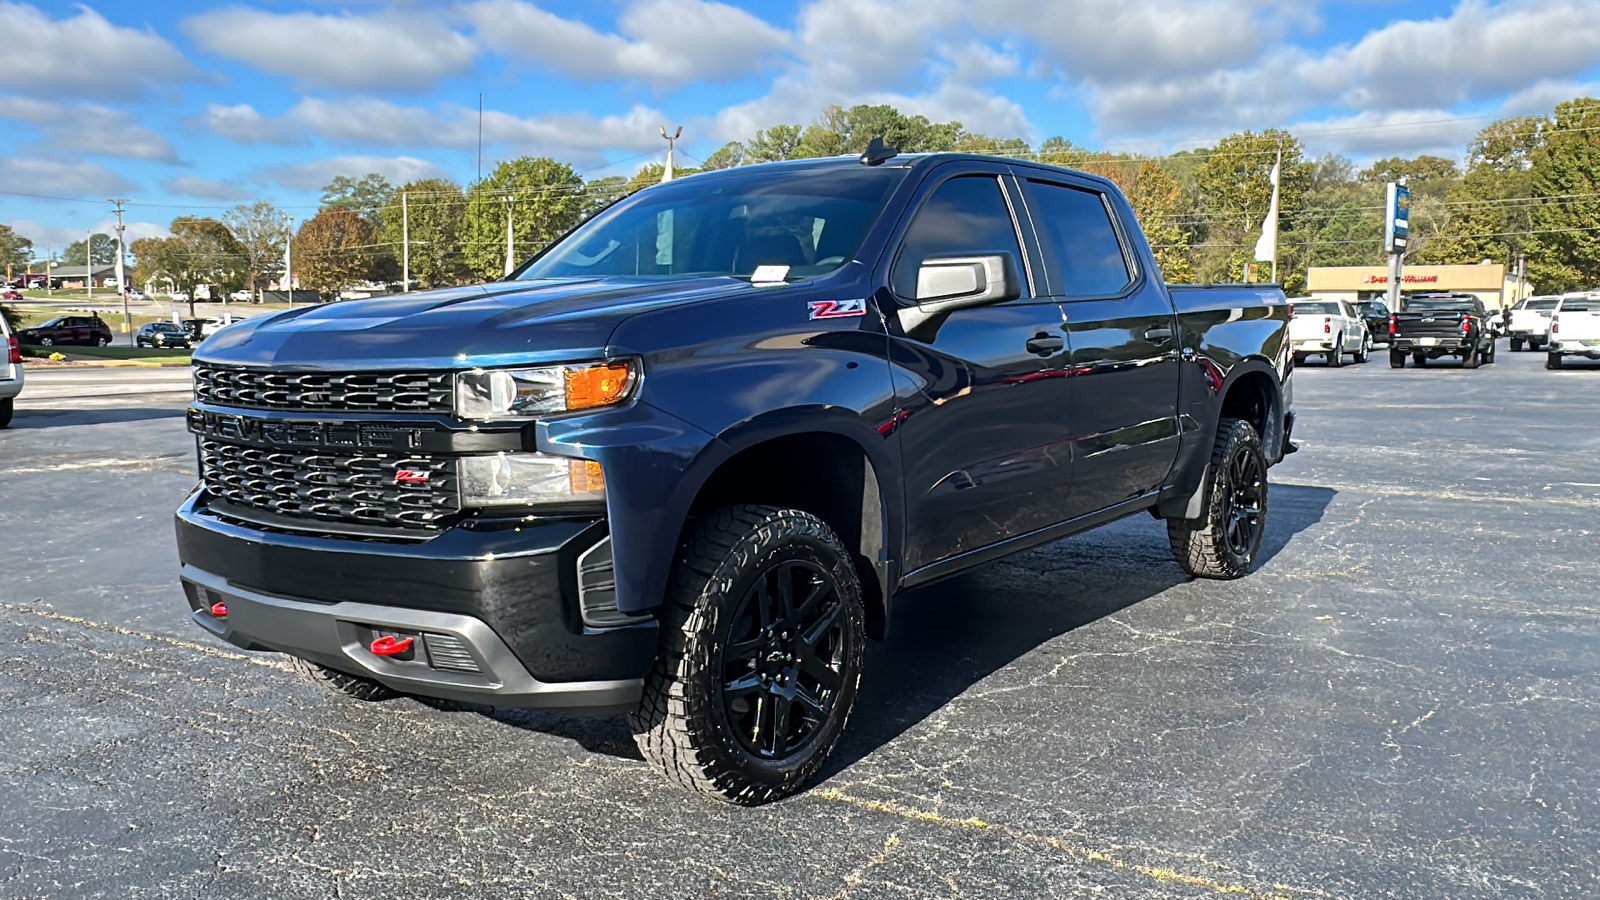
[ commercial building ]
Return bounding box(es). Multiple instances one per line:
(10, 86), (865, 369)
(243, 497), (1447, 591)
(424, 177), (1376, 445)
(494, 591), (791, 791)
(1305, 264), (1525, 312)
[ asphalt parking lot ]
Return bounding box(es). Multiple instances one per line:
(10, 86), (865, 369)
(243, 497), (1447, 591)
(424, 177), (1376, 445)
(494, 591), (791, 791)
(2, 347), (1597, 899)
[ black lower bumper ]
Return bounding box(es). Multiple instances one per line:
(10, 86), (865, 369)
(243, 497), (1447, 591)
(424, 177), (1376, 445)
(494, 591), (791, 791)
(175, 491), (658, 714)
(1392, 338), (1473, 354)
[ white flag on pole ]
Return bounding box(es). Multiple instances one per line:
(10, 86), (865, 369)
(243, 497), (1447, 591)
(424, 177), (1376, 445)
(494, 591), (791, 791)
(1253, 157), (1280, 263)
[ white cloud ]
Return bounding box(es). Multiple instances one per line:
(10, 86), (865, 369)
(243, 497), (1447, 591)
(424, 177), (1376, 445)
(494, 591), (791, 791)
(0, 156), (135, 197)
(163, 175), (252, 202)
(1287, 109), (1483, 160)
(463, 0), (789, 89)
(261, 156), (451, 191)
(181, 8), (476, 92)
(0, 3), (193, 100)
(203, 104), (295, 144)
(0, 98), (178, 162)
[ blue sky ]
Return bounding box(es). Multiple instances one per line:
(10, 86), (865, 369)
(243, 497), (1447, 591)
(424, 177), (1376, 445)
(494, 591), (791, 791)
(3, 0), (1599, 253)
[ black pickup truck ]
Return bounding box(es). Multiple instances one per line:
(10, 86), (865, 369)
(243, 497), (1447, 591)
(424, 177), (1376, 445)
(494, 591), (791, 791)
(176, 149), (1296, 804)
(1389, 293), (1496, 368)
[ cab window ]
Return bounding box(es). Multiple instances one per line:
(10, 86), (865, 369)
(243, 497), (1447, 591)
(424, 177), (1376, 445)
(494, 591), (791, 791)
(1023, 180), (1132, 298)
(891, 175), (1026, 301)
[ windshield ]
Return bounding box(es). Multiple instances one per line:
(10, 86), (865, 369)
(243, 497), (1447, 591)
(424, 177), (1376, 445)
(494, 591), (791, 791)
(517, 165), (906, 283)
(1405, 297), (1475, 312)
(154, 323), (183, 332)
(1293, 301), (1339, 316)
(37, 317), (65, 328)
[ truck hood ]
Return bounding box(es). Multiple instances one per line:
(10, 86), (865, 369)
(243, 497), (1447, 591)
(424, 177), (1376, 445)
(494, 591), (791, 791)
(195, 277), (749, 370)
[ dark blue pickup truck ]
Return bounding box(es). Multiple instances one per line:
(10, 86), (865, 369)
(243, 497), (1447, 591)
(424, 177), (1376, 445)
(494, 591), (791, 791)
(176, 149), (1295, 804)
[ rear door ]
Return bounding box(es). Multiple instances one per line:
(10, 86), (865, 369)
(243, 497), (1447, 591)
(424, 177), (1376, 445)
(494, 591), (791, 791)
(1016, 174), (1181, 519)
(884, 165), (1075, 573)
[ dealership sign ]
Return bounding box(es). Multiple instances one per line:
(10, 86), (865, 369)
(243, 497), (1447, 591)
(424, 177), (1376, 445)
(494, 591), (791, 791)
(1385, 183), (1411, 254)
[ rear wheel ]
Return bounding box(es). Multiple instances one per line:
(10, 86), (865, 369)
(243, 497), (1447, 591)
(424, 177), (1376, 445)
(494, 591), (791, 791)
(1389, 349), (1406, 368)
(1328, 335), (1344, 367)
(1413, 351), (1427, 367)
(1530, 338), (1544, 351)
(0, 397), (12, 429)
(1463, 347), (1479, 369)
(1354, 333), (1371, 364)
(39, 336), (53, 347)
(1483, 341), (1496, 365)
(290, 657), (397, 701)
(1510, 337), (1524, 351)
(1292, 352), (1306, 367)
(631, 505), (866, 805)
(1167, 418), (1267, 580)
(1547, 352), (1562, 370)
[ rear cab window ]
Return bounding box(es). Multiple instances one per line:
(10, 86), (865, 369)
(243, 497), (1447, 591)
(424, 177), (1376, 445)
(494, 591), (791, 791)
(1019, 179), (1132, 299)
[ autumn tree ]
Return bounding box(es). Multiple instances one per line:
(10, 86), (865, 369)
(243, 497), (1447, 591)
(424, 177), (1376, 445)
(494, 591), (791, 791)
(1193, 130), (1314, 291)
(380, 178), (468, 288)
(464, 157), (587, 278)
(222, 202), (290, 300)
(293, 208), (377, 297)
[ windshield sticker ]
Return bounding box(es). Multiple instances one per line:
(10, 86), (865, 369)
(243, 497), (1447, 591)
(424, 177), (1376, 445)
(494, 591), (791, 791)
(809, 299), (867, 320)
(751, 264), (790, 284)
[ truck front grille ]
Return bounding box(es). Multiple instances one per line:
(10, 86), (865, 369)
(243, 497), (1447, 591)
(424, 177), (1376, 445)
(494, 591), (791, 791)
(194, 366), (452, 413)
(199, 439), (458, 530)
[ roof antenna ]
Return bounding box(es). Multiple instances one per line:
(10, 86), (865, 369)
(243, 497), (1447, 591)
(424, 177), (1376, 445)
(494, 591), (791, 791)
(859, 136), (898, 166)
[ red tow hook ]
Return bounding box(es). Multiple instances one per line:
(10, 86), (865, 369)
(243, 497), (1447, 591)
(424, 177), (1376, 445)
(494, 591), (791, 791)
(370, 635), (414, 657)
(209, 602), (228, 618)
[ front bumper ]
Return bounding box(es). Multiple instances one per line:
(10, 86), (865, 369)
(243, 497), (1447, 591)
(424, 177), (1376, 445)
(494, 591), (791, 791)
(175, 491), (657, 714)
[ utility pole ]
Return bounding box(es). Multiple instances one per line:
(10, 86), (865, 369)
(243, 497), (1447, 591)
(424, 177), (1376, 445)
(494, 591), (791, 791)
(45, 245), (53, 296)
(660, 125), (682, 183)
(401, 190), (410, 292)
(477, 93), (484, 184)
(109, 198), (129, 341)
(86, 230), (93, 300)
(283, 213), (295, 306)
(503, 194), (515, 277)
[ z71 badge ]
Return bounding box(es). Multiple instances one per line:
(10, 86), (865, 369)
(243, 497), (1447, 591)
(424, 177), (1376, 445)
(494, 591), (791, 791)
(808, 299), (867, 320)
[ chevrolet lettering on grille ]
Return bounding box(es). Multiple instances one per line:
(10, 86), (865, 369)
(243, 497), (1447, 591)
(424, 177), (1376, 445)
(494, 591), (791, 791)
(187, 409), (428, 451)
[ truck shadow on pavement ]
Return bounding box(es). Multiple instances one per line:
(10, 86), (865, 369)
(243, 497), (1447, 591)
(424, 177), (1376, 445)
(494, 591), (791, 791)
(8, 407), (188, 428)
(428, 484), (1336, 772)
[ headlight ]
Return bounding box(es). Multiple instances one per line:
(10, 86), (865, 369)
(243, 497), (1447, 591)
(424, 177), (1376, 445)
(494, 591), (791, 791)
(459, 452), (605, 508)
(455, 361), (637, 419)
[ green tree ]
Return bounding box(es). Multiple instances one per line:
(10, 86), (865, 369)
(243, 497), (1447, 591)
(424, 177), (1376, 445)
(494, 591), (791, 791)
(131, 217), (244, 316)
(702, 142), (747, 169)
(1527, 98), (1600, 291)
(1359, 155), (1459, 187)
(1414, 114), (1545, 270)
(746, 124), (804, 162)
(293, 208), (377, 297)
(222, 201), (290, 299)
(60, 233), (118, 266)
(0, 224), (33, 272)
(320, 173), (395, 224)
(464, 157), (586, 279)
(581, 176), (631, 218)
(380, 178), (468, 288)
(1192, 130), (1313, 291)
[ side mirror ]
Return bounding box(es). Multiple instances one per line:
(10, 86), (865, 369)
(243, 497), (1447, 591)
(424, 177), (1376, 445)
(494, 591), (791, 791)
(899, 253), (1021, 336)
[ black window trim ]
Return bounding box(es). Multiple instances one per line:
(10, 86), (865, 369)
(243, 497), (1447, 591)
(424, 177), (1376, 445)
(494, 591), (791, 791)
(1011, 169), (1143, 303)
(882, 163), (1040, 306)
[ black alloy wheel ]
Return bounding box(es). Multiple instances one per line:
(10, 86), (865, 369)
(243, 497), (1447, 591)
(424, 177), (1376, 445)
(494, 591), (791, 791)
(718, 559), (848, 761)
(1220, 441), (1266, 561)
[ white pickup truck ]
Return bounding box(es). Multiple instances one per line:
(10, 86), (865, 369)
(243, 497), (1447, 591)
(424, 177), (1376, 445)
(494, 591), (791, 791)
(1509, 295), (1560, 351)
(1546, 294), (1600, 369)
(0, 311), (24, 428)
(1288, 298), (1370, 367)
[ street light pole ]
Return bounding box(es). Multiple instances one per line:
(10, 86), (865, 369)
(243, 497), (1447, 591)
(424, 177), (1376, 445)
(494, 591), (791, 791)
(659, 125), (682, 183)
(283, 213), (295, 306)
(402, 190), (410, 292)
(109, 198), (129, 341)
(86, 230), (93, 300)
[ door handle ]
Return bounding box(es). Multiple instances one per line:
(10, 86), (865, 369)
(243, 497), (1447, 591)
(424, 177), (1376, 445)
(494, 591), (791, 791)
(1025, 333), (1064, 356)
(1144, 326), (1173, 343)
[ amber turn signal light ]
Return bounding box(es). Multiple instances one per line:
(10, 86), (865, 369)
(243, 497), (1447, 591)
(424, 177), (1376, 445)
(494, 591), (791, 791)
(564, 362), (635, 411)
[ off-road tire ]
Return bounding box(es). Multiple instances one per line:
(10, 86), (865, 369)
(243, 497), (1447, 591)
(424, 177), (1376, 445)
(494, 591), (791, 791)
(291, 657), (397, 701)
(1354, 334), (1371, 364)
(1547, 352), (1562, 370)
(0, 397), (12, 429)
(1327, 336), (1344, 367)
(1167, 418), (1267, 580)
(1510, 337), (1524, 351)
(630, 505), (866, 806)
(1390, 349), (1406, 368)
(1482, 341), (1496, 365)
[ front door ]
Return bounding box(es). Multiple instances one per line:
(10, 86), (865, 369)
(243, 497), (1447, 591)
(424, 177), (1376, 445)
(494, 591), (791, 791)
(1017, 176), (1181, 519)
(884, 169), (1073, 573)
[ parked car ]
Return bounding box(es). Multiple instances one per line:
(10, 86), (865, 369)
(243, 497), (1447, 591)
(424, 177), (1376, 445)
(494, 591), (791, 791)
(0, 310), (24, 428)
(17, 314), (114, 347)
(1546, 294), (1600, 369)
(1353, 299), (1392, 344)
(1508, 295), (1559, 350)
(1389, 294), (1496, 368)
(176, 149), (1298, 805)
(136, 322), (192, 348)
(1288, 297), (1369, 366)
(126, 289), (149, 302)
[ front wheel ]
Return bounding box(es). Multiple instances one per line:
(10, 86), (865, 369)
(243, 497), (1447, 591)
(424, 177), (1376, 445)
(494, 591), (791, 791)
(39, 336), (53, 347)
(1354, 333), (1371, 364)
(1167, 418), (1268, 580)
(630, 505), (866, 805)
(291, 657), (397, 702)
